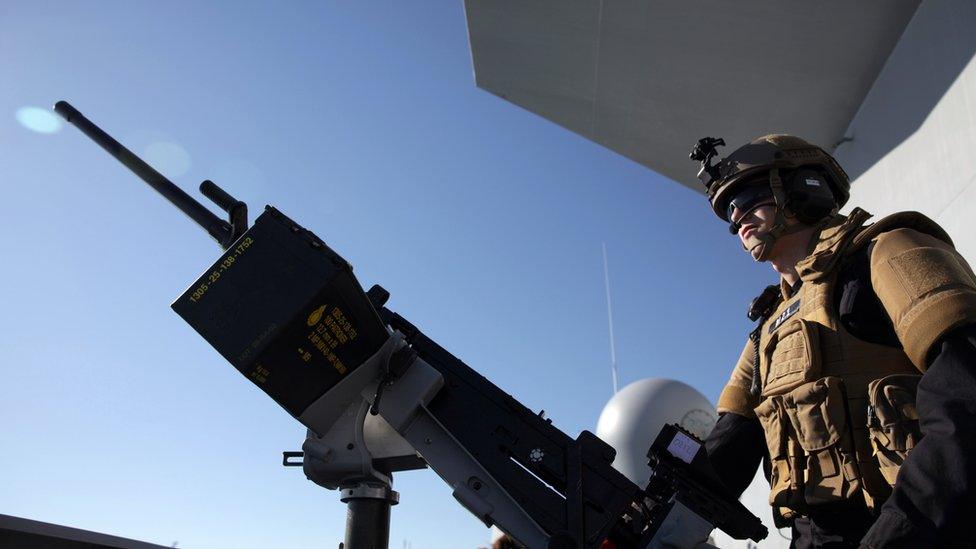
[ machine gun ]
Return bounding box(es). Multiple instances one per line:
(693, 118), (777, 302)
(54, 101), (767, 549)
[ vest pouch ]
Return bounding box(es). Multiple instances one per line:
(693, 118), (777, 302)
(867, 374), (923, 486)
(755, 397), (806, 513)
(783, 377), (862, 506)
(762, 318), (821, 397)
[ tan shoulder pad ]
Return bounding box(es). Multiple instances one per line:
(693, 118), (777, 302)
(717, 338), (760, 417)
(851, 210), (952, 251)
(871, 228), (976, 369)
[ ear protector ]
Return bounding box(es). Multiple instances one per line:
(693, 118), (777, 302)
(783, 168), (838, 224)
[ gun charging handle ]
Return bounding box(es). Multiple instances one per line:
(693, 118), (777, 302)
(200, 179), (247, 245)
(53, 100), (248, 249)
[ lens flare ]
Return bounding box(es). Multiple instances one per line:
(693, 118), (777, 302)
(16, 106), (63, 134)
(143, 141), (191, 178)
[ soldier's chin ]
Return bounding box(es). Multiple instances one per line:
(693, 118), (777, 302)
(744, 237), (769, 262)
(750, 246), (768, 262)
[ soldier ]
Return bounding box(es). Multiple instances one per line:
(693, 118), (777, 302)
(692, 135), (976, 547)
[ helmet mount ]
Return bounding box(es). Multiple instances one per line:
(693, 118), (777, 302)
(690, 137), (726, 191)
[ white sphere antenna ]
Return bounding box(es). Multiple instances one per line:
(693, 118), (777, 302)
(596, 378), (717, 486)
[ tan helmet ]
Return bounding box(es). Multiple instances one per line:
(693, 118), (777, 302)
(692, 134), (851, 221)
(690, 134), (851, 261)
(693, 134), (850, 221)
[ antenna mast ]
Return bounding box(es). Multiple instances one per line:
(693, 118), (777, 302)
(602, 242), (619, 394)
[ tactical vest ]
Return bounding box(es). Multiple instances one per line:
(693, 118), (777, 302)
(753, 209), (946, 517)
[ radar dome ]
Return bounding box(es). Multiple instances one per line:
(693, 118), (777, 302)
(596, 378), (717, 486)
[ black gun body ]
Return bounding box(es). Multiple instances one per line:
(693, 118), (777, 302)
(57, 101), (767, 549)
(646, 424), (768, 542)
(384, 311), (647, 547)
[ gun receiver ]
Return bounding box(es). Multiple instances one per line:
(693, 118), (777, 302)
(645, 424), (767, 542)
(53, 101), (247, 249)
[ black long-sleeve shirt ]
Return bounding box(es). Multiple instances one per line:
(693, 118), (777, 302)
(705, 245), (976, 546)
(860, 324), (976, 547)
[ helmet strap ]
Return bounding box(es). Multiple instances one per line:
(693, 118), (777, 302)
(741, 169), (807, 262)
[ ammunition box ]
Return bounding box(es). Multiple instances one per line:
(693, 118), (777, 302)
(172, 206), (389, 418)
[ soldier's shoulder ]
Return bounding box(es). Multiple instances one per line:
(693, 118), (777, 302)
(853, 210), (952, 251)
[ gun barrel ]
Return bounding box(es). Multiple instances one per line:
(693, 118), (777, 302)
(54, 101), (232, 246)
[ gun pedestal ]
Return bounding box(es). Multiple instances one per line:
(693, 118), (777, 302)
(297, 339), (423, 549)
(340, 482), (398, 549)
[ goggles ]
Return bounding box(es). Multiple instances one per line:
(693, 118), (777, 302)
(726, 183), (774, 233)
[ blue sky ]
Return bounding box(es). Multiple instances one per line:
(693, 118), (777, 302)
(1, 2), (774, 547)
